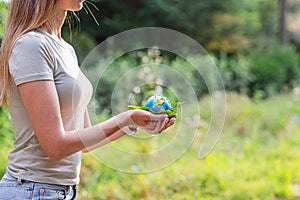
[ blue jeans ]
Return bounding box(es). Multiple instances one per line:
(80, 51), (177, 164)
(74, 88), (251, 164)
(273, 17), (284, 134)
(0, 172), (77, 200)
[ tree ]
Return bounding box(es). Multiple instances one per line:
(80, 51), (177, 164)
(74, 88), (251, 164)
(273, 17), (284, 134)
(66, 0), (243, 53)
(279, 0), (288, 44)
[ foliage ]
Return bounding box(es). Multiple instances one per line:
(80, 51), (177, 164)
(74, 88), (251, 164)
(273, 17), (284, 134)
(0, 107), (14, 178)
(1, 0), (300, 197)
(62, 0), (300, 105)
(89, 48), (224, 114)
(63, 31), (96, 64)
(83, 43), (300, 114)
(74, 0), (250, 53)
(248, 43), (300, 97)
(0, 3), (14, 177)
(62, 0), (300, 104)
(0, 1), (8, 41)
(214, 53), (252, 93)
(1, 91), (300, 199)
(76, 93), (300, 199)
(89, 47), (178, 115)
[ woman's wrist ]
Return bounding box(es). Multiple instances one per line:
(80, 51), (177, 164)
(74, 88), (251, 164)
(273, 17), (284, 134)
(114, 110), (135, 127)
(122, 125), (138, 135)
(117, 110), (139, 135)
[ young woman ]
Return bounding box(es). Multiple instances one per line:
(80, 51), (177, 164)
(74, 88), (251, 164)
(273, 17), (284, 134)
(0, 0), (176, 199)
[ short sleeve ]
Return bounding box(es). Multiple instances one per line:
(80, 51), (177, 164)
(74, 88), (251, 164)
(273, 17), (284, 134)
(9, 33), (54, 86)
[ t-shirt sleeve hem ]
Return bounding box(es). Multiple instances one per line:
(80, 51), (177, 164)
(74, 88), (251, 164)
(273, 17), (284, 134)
(14, 73), (54, 86)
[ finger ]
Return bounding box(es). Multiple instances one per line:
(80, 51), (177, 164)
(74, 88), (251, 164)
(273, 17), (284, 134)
(156, 118), (169, 133)
(148, 113), (168, 121)
(153, 119), (166, 133)
(167, 118), (176, 127)
(161, 118), (170, 129)
(140, 113), (167, 129)
(142, 126), (159, 134)
(141, 121), (159, 133)
(161, 118), (176, 131)
(143, 119), (166, 134)
(137, 113), (165, 127)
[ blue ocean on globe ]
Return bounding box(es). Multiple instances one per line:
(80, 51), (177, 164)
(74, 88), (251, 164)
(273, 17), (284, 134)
(145, 94), (171, 113)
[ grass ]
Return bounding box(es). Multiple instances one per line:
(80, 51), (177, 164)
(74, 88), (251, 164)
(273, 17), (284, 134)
(1, 92), (300, 199)
(78, 93), (300, 199)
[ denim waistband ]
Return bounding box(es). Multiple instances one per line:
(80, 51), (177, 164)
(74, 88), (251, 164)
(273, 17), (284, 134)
(21, 178), (77, 191)
(1, 171), (78, 200)
(20, 178), (78, 200)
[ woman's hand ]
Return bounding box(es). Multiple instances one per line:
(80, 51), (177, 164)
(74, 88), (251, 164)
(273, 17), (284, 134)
(129, 110), (176, 134)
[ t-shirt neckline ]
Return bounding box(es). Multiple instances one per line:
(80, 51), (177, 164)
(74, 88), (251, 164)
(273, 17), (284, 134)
(35, 28), (68, 48)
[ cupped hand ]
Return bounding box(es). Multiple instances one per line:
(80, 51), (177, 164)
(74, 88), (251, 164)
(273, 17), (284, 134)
(129, 110), (176, 134)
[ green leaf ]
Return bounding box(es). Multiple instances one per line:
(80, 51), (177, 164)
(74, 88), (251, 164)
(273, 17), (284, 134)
(128, 102), (182, 117)
(128, 105), (150, 111)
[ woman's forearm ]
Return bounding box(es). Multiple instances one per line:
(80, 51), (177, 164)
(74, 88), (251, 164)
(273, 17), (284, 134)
(53, 111), (131, 160)
(82, 129), (126, 153)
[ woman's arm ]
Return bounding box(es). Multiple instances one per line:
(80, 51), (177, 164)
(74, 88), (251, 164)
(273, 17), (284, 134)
(18, 80), (172, 161)
(82, 110), (127, 153)
(82, 130), (126, 152)
(82, 106), (176, 152)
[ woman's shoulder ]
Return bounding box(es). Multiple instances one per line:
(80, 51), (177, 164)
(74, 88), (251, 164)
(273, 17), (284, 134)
(13, 30), (50, 52)
(16, 29), (48, 45)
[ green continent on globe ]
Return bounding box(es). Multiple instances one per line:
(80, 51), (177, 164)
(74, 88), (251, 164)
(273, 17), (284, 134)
(128, 94), (180, 117)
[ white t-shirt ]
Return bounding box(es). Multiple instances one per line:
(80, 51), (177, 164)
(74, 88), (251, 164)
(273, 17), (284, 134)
(7, 29), (93, 185)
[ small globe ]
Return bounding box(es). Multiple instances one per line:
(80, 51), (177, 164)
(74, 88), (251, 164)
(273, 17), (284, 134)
(145, 94), (171, 113)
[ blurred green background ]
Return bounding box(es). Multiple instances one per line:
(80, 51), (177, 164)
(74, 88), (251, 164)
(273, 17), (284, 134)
(1, 0), (300, 199)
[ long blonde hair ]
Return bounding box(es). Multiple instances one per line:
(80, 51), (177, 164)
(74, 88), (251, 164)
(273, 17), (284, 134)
(0, 0), (59, 106)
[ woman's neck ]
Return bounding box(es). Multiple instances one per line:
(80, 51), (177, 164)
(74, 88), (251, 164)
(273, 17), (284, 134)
(42, 10), (67, 40)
